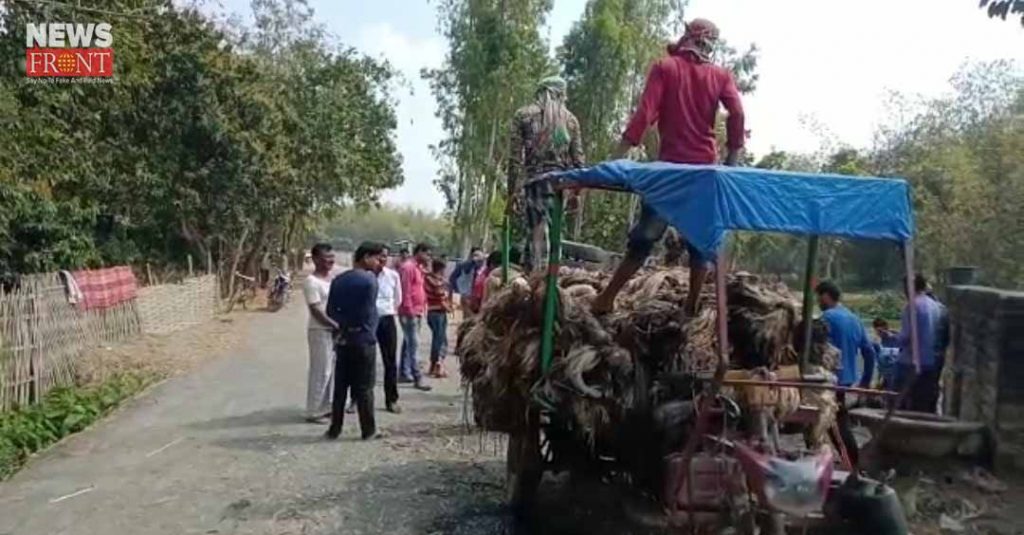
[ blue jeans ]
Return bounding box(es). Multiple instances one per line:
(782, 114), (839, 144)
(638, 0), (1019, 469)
(427, 310), (449, 366)
(399, 315), (422, 382)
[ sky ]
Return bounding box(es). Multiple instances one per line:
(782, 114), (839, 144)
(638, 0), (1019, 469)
(212, 0), (1023, 213)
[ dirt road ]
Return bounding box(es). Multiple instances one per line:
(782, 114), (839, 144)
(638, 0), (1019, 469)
(0, 301), (664, 535)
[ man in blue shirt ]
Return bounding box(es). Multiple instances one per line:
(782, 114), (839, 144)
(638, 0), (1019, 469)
(872, 318), (900, 391)
(817, 281), (877, 388)
(325, 241), (386, 441)
(816, 280), (877, 466)
(448, 247), (485, 297)
(894, 274), (948, 413)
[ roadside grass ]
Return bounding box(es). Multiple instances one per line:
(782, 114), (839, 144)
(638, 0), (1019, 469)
(0, 373), (155, 479)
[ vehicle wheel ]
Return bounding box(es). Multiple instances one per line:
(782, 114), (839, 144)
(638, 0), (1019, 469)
(506, 420), (541, 511)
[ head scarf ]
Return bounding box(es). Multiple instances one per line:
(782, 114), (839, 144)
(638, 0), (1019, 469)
(535, 76), (571, 153)
(667, 18), (720, 63)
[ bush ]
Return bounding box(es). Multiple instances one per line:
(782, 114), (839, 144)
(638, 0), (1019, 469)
(0, 374), (149, 479)
(849, 291), (904, 323)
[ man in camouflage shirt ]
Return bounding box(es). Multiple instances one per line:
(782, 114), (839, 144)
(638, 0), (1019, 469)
(506, 76), (585, 272)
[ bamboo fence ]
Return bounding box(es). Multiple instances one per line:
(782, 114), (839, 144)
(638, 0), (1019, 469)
(0, 271), (218, 412)
(136, 275), (218, 335)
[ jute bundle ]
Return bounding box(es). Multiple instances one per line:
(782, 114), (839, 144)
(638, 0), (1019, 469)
(457, 267), (838, 447)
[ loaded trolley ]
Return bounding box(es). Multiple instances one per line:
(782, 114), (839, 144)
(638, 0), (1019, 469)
(498, 160), (920, 534)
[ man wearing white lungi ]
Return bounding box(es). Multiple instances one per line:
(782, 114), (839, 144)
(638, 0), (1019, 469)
(303, 243), (338, 422)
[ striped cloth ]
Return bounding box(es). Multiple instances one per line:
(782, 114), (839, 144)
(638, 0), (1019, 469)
(71, 266), (138, 310)
(425, 272), (450, 312)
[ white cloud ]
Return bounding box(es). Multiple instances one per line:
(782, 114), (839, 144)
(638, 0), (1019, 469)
(355, 22), (446, 213)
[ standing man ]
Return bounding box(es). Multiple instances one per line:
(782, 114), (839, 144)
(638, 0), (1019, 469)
(325, 241), (386, 441)
(449, 247), (485, 312)
(816, 281), (877, 466)
(895, 274), (947, 413)
(591, 18), (745, 315)
(303, 243), (338, 423)
(425, 259), (451, 378)
(506, 76), (584, 273)
(398, 243), (433, 391)
(375, 246), (403, 414)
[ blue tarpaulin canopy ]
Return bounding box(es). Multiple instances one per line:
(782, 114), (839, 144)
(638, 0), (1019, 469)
(550, 160), (914, 259)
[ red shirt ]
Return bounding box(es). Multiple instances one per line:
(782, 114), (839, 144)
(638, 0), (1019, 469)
(425, 272), (450, 312)
(398, 259), (426, 316)
(622, 52), (745, 164)
(471, 267), (491, 306)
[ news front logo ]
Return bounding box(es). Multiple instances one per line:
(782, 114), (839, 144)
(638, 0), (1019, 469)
(25, 23), (114, 79)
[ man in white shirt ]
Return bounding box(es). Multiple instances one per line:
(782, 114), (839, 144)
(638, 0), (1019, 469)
(375, 246), (403, 413)
(303, 243), (338, 422)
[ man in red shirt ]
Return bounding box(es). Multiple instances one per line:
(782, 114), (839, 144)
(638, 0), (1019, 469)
(398, 243), (433, 391)
(592, 18), (745, 316)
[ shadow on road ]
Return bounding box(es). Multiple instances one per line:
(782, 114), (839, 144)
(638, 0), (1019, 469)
(219, 459), (673, 535)
(188, 406), (304, 430)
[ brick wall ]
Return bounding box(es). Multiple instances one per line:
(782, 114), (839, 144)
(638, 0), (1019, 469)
(945, 286), (1024, 472)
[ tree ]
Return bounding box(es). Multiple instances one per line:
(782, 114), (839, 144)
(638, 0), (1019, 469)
(557, 1), (759, 251)
(0, 0), (403, 291)
(558, 0), (684, 245)
(733, 61), (1023, 291)
(315, 205), (453, 254)
(424, 0), (554, 254)
(979, 0), (1024, 26)
(873, 61), (1023, 288)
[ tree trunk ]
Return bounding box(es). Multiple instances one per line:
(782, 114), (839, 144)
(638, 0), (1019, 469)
(223, 227), (250, 312)
(572, 191), (586, 240)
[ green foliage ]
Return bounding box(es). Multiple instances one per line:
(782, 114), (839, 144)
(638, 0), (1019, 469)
(0, 183), (101, 276)
(0, 374), (149, 479)
(979, 0), (1024, 26)
(424, 0), (555, 253)
(0, 0), (402, 280)
(731, 61), (1023, 291)
(847, 291), (904, 323)
(844, 292), (903, 325)
(555, 2), (760, 251)
(875, 61), (1024, 289)
(556, 0), (684, 249)
(315, 205), (453, 254)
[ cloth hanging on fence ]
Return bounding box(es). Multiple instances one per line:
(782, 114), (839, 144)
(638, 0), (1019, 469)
(71, 266), (138, 310)
(58, 270), (84, 305)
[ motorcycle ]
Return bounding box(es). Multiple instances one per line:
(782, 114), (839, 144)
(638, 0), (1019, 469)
(267, 269), (291, 311)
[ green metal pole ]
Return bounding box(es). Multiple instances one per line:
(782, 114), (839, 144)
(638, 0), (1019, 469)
(800, 236), (820, 376)
(540, 191), (564, 375)
(502, 216), (510, 284)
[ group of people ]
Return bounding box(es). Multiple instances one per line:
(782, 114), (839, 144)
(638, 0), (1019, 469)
(447, 246), (529, 315)
(815, 274), (951, 463)
(296, 16), (747, 440)
(299, 16), (946, 449)
(301, 241), (454, 440)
